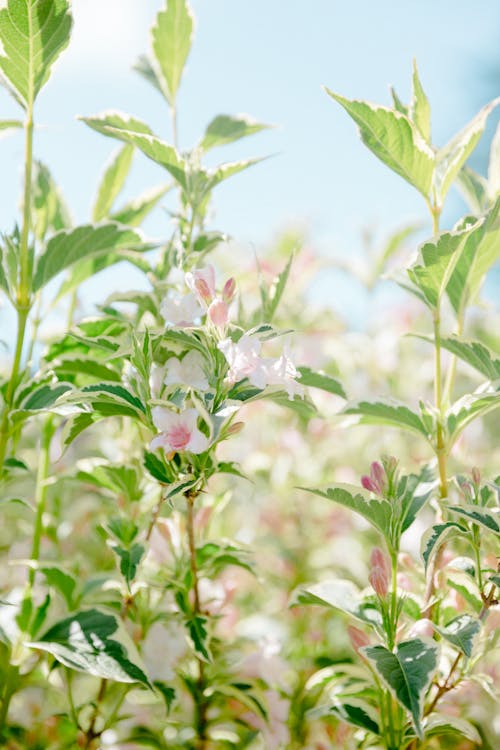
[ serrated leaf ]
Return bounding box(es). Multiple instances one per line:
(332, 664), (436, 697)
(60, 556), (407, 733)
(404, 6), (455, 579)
(0, 0), (72, 109)
(448, 504), (500, 534)
(143, 451), (175, 484)
(297, 367), (346, 399)
(150, 0), (194, 106)
(435, 98), (500, 202)
(291, 578), (381, 627)
(302, 483), (393, 538)
(456, 167), (489, 214)
(93, 144), (134, 222)
(328, 700), (380, 735)
(342, 399), (430, 439)
(41, 567), (76, 609)
(33, 222), (148, 292)
(410, 60), (431, 141)
(447, 382), (500, 442)
(437, 336), (500, 381)
(110, 184), (171, 227)
(435, 614), (481, 658)
(132, 54), (163, 94)
(113, 543), (144, 585)
(421, 522), (466, 572)
(81, 112), (188, 189)
(206, 156), (266, 190)
(424, 714), (481, 744)
(325, 88), (435, 198)
(201, 113), (271, 151)
(27, 608), (151, 685)
(18, 382), (71, 411)
(362, 639), (439, 738)
(408, 219), (485, 310)
(79, 383), (146, 414)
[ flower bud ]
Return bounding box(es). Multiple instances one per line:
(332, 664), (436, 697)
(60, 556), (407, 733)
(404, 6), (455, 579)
(226, 421), (244, 436)
(370, 461), (386, 493)
(369, 566), (389, 598)
(471, 467), (481, 488)
(361, 475), (377, 493)
(370, 547), (390, 578)
(222, 277), (236, 303)
(208, 298), (229, 327)
(195, 277), (213, 303)
(409, 618), (434, 638)
(347, 625), (370, 652)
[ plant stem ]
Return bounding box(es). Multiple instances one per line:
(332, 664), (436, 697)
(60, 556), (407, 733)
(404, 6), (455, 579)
(0, 663), (18, 739)
(0, 307), (28, 473)
(186, 491), (208, 748)
(28, 416), (55, 591)
(85, 678), (107, 749)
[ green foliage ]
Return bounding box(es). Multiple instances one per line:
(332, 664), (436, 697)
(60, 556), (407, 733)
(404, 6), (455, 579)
(150, 0), (194, 107)
(92, 145), (134, 222)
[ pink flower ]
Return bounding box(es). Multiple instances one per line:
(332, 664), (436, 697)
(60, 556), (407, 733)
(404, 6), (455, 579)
(150, 407), (209, 454)
(185, 265), (216, 302)
(348, 625), (370, 652)
(208, 298), (229, 328)
(163, 351), (209, 391)
(264, 348), (304, 399)
(222, 277), (236, 303)
(218, 334), (268, 388)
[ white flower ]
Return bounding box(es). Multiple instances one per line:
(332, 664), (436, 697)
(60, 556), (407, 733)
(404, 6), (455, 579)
(149, 363), (165, 398)
(263, 349), (304, 399)
(163, 351), (209, 391)
(150, 407), (209, 454)
(218, 334), (268, 388)
(142, 621), (188, 682)
(160, 291), (203, 327)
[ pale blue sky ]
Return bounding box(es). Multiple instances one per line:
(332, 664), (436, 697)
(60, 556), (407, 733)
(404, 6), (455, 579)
(0, 0), (498, 324)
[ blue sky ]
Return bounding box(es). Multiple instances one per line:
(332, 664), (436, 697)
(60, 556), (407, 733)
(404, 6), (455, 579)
(0, 0), (498, 323)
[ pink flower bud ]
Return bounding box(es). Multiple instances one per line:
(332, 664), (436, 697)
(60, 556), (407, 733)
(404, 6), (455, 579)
(361, 475), (377, 493)
(208, 298), (229, 327)
(471, 467), (481, 487)
(370, 547), (390, 579)
(397, 573), (412, 591)
(226, 421), (244, 436)
(222, 277), (236, 303)
(195, 277), (213, 303)
(347, 625), (370, 652)
(370, 461), (386, 493)
(459, 479), (473, 501)
(409, 618), (434, 638)
(369, 566), (389, 597)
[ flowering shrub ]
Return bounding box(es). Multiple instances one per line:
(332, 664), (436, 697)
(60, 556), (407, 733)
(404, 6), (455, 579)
(0, 2), (499, 749)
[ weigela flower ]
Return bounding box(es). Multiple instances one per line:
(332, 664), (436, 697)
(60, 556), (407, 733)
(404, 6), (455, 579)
(163, 350), (209, 391)
(361, 461), (387, 496)
(150, 407), (209, 454)
(218, 334), (269, 388)
(160, 291), (203, 327)
(185, 265), (216, 302)
(207, 298), (229, 328)
(264, 348), (304, 399)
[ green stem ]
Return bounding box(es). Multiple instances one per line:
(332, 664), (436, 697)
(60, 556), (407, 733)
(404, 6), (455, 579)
(389, 550), (399, 650)
(0, 663), (18, 738)
(0, 307), (28, 473)
(28, 416), (55, 591)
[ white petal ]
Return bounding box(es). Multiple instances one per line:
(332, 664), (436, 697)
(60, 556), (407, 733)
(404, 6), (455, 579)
(187, 427), (209, 454)
(152, 406), (177, 432)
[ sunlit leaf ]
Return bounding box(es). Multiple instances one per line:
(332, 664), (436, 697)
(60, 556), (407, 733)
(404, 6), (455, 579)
(93, 145), (134, 222)
(150, 0), (194, 106)
(201, 113), (271, 151)
(410, 60), (431, 141)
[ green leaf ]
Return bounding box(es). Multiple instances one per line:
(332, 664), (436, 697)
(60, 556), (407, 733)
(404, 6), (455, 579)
(327, 700), (379, 735)
(110, 184), (171, 227)
(410, 60), (431, 141)
(325, 88), (435, 198)
(301, 483), (393, 538)
(448, 504), (500, 534)
(206, 156), (267, 191)
(113, 543), (145, 586)
(421, 522), (466, 572)
(77, 464), (142, 503)
(488, 120), (500, 198)
(132, 54), (163, 95)
(79, 383), (146, 415)
(150, 0), (194, 106)
(27, 608), (151, 685)
(456, 167), (489, 214)
(80, 112), (188, 189)
(33, 222), (148, 292)
(435, 97), (500, 202)
(32, 161), (72, 241)
(0, 0), (72, 109)
(51, 356), (121, 384)
(342, 399), (430, 440)
(201, 114), (271, 151)
(297, 367), (346, 399)
(0, 118), (22, 132)
(446, 199), (500, 315)
(424, 714), (481, 744)
(437, 336), (500, 381)
(408, 219), (485, 310)
(40, 567), (76, 610)
(447, 383), (500, 443)
(434, 614), (481, 658)
(19, 382), (71, 411)
(93, 144), (134, 222)
(143, 451), (176, 484)
(262, 252), (294, 322)
(362, 639), (439, 738)
(291, 578), (381, 627)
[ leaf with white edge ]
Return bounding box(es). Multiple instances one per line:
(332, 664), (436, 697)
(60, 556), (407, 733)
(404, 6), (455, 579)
(150, 0), (194, 106)
(362, 639), (439, 738)
(110, 184), (172, 227)
(408, 219), (484, 310)
(456, 167), (489, 214)
(446, 198), (500, 315)
(297, 367), (346, 399)
(27, 608), (151, 685)
(201, 114), (271, 151)
(93, 144), (134, 222)
(435, 98), (500, 202)
(434, 614), (481, 658)
(33, 223), (148, 292)
(302, 483), (393, 538)
(327, 700), (379, 735)
(389, 86), (408, 116)
(18, 382), (71, 411)
(263, 252), (294, 322)
(447, 383), (500, 442)
(132, 54), (163, 95)
(81, 112), (188, 189)
(206, 156), (267, 191)
(421, 522), (466, 572)
(437, 336), (500, 381)
(0, 0), (72, 109)
(448, 504), (500, 534)
(79, 383), (146, 415)
(325, 88), (435, 198)
(410, 60), (431, 141)
(342, 399), (430, 440)
(424, 714), (481, 744)
(291, 579), (381, 627)
(488, 120), (500, 198)
(32, 161), (72, 241)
